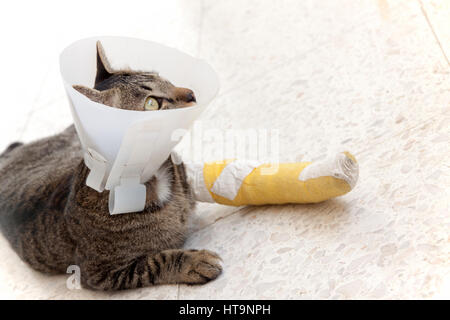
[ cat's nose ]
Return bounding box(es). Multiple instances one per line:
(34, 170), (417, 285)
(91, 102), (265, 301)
(186, 91), (196, 103)
(174, 88), (196, 104)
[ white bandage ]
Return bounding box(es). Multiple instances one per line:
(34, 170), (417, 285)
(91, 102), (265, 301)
(298, 152), (359, 188)
(210, 160), (262, 201)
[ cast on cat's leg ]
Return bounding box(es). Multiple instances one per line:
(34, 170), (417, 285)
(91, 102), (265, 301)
(80, 249), (222, 291)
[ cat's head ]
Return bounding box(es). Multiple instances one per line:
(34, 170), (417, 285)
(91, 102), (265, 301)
(73, 41), (196, 111)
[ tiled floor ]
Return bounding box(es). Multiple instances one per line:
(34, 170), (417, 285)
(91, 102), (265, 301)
(0, 0), (448, 299)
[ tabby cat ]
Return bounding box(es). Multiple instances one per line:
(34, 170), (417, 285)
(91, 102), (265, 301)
(0, 41), (222, 291)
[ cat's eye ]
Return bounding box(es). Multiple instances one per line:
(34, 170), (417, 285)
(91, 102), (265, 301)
(144, 97), (160, 111)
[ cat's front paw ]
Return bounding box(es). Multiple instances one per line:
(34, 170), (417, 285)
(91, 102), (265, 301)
(181, 249), (223, 285)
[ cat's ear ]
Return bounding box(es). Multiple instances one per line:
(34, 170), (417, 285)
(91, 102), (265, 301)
(73, 85), (120, 107)
(95, 41), (114, 86)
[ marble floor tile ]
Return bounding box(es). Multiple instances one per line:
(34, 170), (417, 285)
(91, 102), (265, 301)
(420, 0), (450, 64)
(199, 0), (419, 93)
(177, 0), (449, 230)
(182, 0), (449, 173)
(178, 115), (450, 299)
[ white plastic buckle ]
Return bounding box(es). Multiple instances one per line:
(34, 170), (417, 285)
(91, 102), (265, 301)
(84, 147), (148, 215)
(84, 147), (108, 192)
(109, 176), (146, 215)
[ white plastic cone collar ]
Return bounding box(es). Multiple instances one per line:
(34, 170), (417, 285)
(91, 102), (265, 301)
(60, 36), (219, 214)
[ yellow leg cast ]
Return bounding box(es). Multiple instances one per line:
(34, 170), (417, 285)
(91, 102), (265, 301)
(186, 152), (359, 206)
